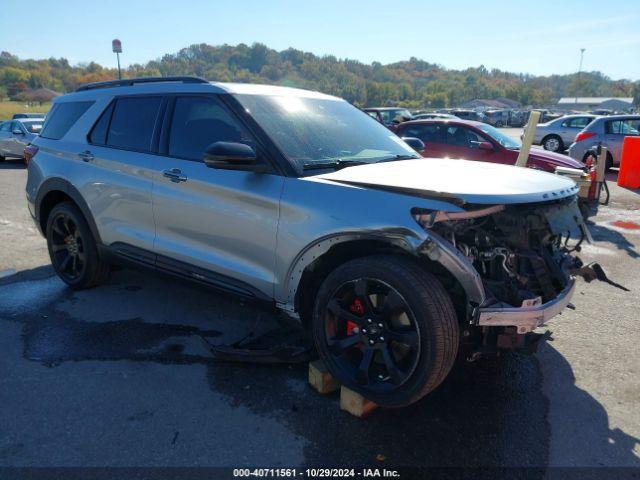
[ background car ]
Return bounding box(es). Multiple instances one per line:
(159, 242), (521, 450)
(0, 118), (44, 162)
(363, 107), (413, 126)
(395, 119), (585, 172)
(412, 112), (458, 120)
(532, 114), (597, 152)
(568, 115), (640, 170)
(12, 113), (46, 120)
(482, 109), (509, 127)
(449, 109), (482, 121)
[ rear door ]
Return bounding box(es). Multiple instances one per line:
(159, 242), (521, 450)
(604, 118), (640, 164)
(151, 94), (284, 298)
(82, 96), (162, 253)
(561, 117), (592, 145)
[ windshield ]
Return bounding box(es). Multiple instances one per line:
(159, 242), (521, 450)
(235, 94), (418, 170)
(22, 121), (44, 133)
(476, 123), (521, 150)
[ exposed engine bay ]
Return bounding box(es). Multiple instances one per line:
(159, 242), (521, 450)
(415, 197), (607, 358)
(429, 198), (587, 308)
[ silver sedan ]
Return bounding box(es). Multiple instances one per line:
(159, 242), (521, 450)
(0, 119), (44, 161)
(531, 114), (597, 152)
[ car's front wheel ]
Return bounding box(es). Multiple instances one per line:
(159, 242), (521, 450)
(312, 255), (459, 407)
(46, 202), (110, 289)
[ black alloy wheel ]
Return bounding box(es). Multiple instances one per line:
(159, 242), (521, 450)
(324, 278), (421, 390)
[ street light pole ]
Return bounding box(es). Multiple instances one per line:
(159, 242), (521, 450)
(116, 52), (121, 80)
(575, 48), (585, 105)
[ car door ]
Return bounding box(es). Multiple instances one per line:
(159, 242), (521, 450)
(603, 119), (640, 164)
(151, 94), (284, 298)
(442, 125), (503, 163)
(81, 96), (161, 253)
(561, 117), (592, 145)
(9, 122), (31, 156)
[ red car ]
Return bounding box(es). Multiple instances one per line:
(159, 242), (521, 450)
(395, 119), (584, 172)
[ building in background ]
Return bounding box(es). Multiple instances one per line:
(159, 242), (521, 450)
(557, 97), (634, 113)
(459, 98), (521, 110)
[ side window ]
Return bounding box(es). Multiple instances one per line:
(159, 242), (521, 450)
(445, 126), (472, 147)
(605, 120), (640, 135)
(168, 96), (254, 161)
(466, 129), (487, 147)
(106, 97), (162, 152)
(400, 124), (443, 143)
(89, 102), (115, 145)
(40, 101), (94, 140)
(567, 117), (591, 128)
(0, 122), (10, 132)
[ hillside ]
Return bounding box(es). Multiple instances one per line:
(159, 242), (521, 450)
(1, 44), (638, 108)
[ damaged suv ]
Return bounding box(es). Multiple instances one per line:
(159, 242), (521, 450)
(27, 77), (597, 407)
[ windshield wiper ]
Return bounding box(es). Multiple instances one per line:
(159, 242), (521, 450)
(302, 159), (368, 170)
(375, 154), (420, 163)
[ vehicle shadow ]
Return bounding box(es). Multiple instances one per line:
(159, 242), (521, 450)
(538, 344), (640, 469)
(0, 160), (26, 170)
(587, 221), (640, 259)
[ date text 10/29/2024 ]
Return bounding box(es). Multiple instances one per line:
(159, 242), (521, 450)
(233, 468), (400, 478)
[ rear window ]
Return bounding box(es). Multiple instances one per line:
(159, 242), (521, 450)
(105, 97), (162, 152)
(40, 101), (94, 140)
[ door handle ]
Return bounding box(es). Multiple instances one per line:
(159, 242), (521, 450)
(78, 150), (94, 162)
(163, 168), (188, 183)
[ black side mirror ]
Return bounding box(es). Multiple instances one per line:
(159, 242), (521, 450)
(203, 142), (268, 173)
(401, 137), (425, 153)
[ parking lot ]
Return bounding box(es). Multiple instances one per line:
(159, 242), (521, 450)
(1, 138), (639, 475)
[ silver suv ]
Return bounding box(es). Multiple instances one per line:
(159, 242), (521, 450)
(27, 77), (594, 407)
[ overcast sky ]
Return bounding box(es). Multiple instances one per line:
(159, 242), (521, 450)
(2, 0), (639, 80)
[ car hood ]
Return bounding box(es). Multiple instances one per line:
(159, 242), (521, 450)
(527, 149), (584, 169)
(313, 158), (579, 205)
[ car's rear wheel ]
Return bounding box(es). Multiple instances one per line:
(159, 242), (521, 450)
(46, 202), (109, 289)
(542, 135), (563, 152)
(312, 255), (459, 407)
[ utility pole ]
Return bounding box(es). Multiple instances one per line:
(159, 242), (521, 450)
(112, 39), (123, 80)
(575, 48), (585, 106)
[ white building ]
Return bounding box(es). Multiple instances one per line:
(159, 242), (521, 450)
(557, 97), (634, 112)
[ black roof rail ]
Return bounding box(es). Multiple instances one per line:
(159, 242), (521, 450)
(75, 76), (208, 92)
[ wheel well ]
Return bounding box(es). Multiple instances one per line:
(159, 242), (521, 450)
(38, 190), (74, 233)
(294, 239), (468, 329)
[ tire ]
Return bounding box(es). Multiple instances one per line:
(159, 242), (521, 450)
(312, 255), (459, 407)
(542, 135), (563, 152)
(46, 201), (109, 289)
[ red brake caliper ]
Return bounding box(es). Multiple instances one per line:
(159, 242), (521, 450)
(346, 298), (364, 335)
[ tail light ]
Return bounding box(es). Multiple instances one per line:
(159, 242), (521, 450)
(575, 131), (596, 143)
(23, 145), (39, 167)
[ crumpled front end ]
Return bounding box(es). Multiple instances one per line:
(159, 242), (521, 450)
(415, 196), (595, 357)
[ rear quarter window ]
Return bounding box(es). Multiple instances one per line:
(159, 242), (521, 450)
(40, 101), (94, 140)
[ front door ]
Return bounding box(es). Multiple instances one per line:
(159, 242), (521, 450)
(151, 94), (283, 298)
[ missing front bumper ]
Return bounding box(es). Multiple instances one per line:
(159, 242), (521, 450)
(476, 278), (576, 334)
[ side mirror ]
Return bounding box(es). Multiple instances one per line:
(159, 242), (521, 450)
(401, 137), (425, 153)
(12, 129), (24, 135)
(478, 141), (494, 151)
(203, 142), (268, 173)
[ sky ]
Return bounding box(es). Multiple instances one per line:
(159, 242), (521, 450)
(1, 0), (639, 80)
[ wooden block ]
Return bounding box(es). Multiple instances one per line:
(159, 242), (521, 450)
(340, 386), (378, 417)
(308, 360), (340, 394)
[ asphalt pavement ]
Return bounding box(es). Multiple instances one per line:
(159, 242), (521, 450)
(0, 153), (639, 477)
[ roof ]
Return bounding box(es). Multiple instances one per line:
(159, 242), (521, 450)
(363, 107), (409, 111)
(558, 97), (633, 104)
(65, 77), (341, 102)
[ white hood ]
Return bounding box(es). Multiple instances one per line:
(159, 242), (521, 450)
(313, 158), (579, 205)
